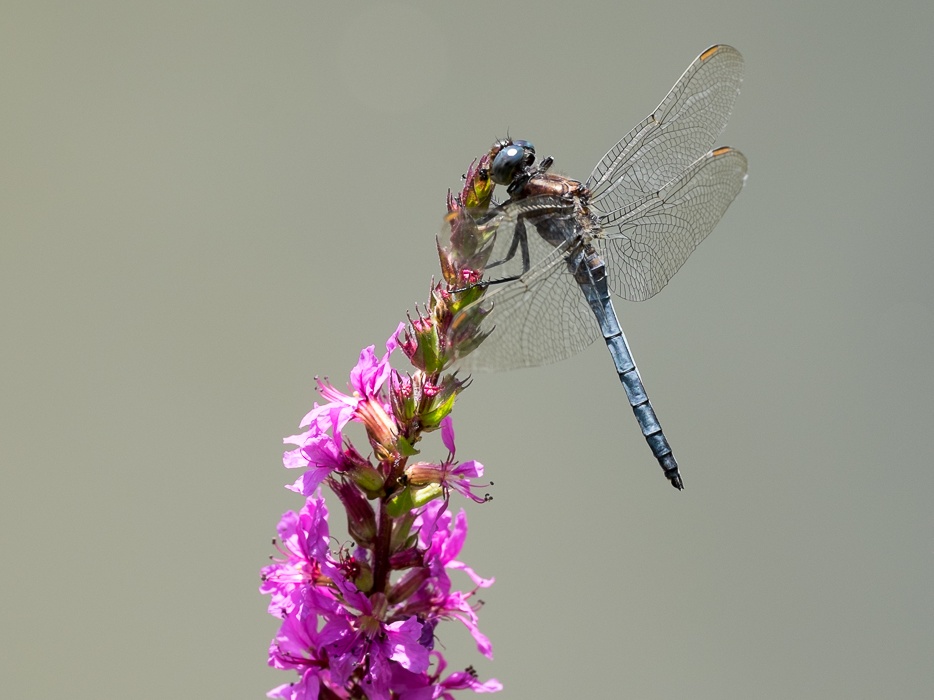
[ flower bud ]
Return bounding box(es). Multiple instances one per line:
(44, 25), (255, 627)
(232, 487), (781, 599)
(458, 153), (495, 211)
(388, 546), (422, 570)
(390, 510), (418, 552)
(388, 567), (430, 605)
(419, 375), (468, 430)
(398, 313), (443, 373)
(330, 478), (377, 547)
(355, 396), (400, 463)
(438, 210), (496, 282)
(403, 461), (442, 487)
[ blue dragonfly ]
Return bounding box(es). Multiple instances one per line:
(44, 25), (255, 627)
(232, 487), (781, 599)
(447, 45), (747, 489)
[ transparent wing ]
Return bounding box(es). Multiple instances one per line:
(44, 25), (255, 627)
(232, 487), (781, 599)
(585, 45), (744, 211)
(595, 147), (747, 302)
(448, 217), (600, 372)
(448, 196), (571, 285)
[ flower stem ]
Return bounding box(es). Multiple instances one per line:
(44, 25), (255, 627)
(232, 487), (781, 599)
(372, 493), (395, 594)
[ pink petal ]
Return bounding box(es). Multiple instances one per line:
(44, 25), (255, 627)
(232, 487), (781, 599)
(440, 415), (456, 454)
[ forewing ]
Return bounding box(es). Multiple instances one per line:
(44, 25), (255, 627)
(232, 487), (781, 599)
(595, 147), (747, 302)
(585, 45), (744, 211)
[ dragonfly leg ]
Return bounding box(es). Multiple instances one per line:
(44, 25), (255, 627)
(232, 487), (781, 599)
(480, 218), (532, 286)
(449, 220), (532, 293)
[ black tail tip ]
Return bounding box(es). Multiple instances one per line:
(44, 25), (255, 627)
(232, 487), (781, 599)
(659, 453), (683, 490)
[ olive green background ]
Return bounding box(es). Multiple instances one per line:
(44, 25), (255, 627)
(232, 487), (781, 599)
(2, 1), (932, 698)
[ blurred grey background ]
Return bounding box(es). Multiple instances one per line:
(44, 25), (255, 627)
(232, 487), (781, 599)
(2, 0), (932, 698)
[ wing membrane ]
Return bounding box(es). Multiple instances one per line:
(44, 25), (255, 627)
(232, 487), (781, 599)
(450, 222), (600, 371)
(586, 45), (744, 211)
(595, 147), (747, 302)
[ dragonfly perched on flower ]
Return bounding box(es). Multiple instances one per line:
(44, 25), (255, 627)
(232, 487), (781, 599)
(443, 45), (747, 489)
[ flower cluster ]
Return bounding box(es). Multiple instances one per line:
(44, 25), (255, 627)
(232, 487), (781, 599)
(261, 154), (504, 698)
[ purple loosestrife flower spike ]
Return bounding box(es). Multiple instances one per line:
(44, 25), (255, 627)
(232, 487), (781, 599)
(263, 140), (504, 700)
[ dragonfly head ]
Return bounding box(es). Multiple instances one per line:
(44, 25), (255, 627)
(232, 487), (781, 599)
(489, 139), (535, 186)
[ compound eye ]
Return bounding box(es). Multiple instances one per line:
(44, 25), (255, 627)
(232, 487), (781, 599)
(512, 139), (535, 155)
(491, 143), (528, 185)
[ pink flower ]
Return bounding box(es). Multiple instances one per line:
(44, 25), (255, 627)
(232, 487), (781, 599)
(309, 324), (403, 422)
(260, 491), (341, 618)
(403, 417), (492, 504)
(266, 611), (327, 700)
(404, 502), (495, 658)
(419, 501), (494, 591)
(282, 325), (404, 494)
(395, 653), (503, 700)
(319, 592), (431, 700)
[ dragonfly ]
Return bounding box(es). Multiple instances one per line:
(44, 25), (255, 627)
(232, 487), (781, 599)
(447, 45), (747, 490)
